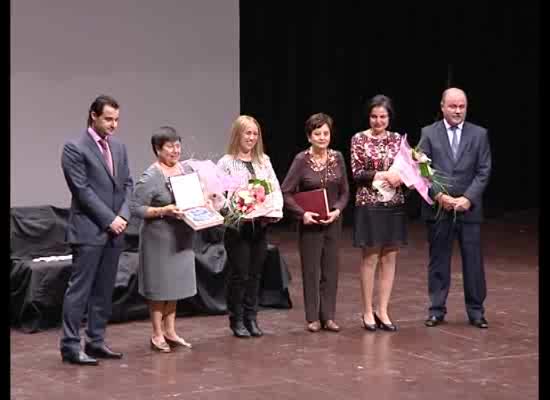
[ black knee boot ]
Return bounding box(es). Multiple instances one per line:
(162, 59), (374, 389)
(227, 281), (250, 338)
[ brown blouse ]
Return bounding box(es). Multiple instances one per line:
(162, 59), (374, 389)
(350, 130), (405, 207)
(281, 148), (350, 220)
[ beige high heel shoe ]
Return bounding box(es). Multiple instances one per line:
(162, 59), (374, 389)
(164, 335), (192, 349)
(150, 337), (171, 353)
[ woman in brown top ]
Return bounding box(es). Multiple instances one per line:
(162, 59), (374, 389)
(281, 113), (349, 333)
(351, 94), (406, 332)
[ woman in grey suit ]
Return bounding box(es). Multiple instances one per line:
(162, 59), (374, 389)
(130, 126), (196, 352)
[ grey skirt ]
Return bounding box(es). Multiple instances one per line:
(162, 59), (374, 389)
(138, 218), (197, 301)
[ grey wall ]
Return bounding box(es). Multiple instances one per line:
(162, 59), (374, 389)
(11, 0), (239, 207)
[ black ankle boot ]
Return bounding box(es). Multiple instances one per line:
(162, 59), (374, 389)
(244, 319), (263, 337)
(230, 320), (251, 338)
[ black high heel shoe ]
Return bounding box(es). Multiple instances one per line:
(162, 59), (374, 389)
(361, 314), (377, 331)
(374, 312), (397, 332)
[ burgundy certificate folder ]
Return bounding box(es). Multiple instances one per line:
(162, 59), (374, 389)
(293, 188), (330, 220)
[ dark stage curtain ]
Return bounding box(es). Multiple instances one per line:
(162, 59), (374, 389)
(239, 1), (539, 220)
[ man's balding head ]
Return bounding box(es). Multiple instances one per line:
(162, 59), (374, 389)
(441, 87), (468, 126)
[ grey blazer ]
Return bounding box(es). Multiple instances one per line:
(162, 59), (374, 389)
(418, 120), (491, 223)
(61, 131), (133, 246)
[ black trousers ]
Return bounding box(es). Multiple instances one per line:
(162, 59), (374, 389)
(224, 223), (267, 322)
(299, 219), (341, 322)
(426, 220), (486, 320)
(60, 244), (122, 354)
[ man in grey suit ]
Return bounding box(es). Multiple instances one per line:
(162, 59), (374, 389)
(60, 95), (133, 365)
(419, 88), (492, 329)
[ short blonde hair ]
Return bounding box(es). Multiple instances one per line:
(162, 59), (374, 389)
(226, 115), (265, 163)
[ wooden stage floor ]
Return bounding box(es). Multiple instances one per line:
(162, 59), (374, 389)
(11, 211), (538, 399)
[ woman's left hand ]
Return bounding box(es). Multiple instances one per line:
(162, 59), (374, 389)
(319, 209), (340, 225)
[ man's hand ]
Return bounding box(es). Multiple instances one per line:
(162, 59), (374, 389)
(436, 193), (457, 211)
(303, 211), (320, 225)
(109, 216), (128, 235)
(319, 209), (340, 225)
(454, 196), (471, 212)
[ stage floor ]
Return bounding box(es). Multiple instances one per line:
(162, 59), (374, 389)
(11, 212), (538, 399)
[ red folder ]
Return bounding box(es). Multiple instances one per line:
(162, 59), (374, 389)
(293, 188), (330, 220)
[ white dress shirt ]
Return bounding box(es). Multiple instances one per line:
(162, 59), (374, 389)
(443, 119), (463, 149)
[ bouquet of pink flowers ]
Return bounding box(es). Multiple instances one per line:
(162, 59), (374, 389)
(181, 159), (275, 228)
(224, 178), (273, 228)
(182, 159), (243, 199)
(410, 145), (450, 199)
(378, 134), (450, 205)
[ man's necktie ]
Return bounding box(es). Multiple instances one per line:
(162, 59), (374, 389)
(99, 138), (114, 175)
(450, 125), (459, 159)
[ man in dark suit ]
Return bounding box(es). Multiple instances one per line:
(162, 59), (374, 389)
(59, 95), (133, 365)
(419, 87), (492, 329)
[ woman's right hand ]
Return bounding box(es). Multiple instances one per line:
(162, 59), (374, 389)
(375, 171), (401, 188)
(302, 211), (320, 225)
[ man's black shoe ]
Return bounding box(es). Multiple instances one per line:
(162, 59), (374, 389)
(61, 351), (99, 366)
(84, 343), (123, 359)
(424, 315), (445, 327)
